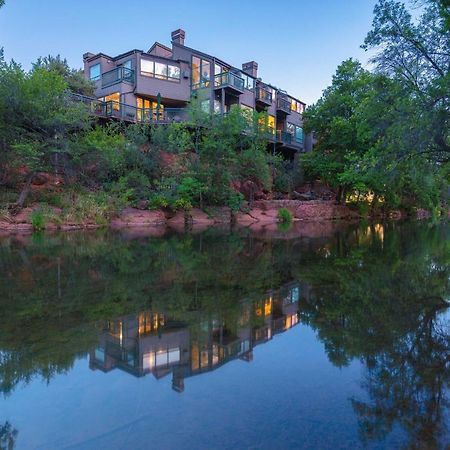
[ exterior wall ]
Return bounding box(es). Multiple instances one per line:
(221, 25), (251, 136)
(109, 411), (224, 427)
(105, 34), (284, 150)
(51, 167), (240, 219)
(82, 32), (309, 152)
(135, 53), (190, 104)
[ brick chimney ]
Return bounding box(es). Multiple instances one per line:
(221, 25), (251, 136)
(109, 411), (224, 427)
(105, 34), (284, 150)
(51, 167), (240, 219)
(242, 61), (258, 78)
(171, 29), (185, 46)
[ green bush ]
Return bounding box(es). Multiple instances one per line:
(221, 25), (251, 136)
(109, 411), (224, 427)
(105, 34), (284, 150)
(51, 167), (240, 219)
(277, 207), (293, 224)
(30, 209), (46, 230)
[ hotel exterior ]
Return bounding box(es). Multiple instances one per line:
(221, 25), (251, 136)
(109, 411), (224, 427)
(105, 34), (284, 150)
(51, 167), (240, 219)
(82, 29), (309, 156)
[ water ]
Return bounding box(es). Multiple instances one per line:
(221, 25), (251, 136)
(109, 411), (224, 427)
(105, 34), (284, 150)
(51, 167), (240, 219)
(0, 221), (449, 449)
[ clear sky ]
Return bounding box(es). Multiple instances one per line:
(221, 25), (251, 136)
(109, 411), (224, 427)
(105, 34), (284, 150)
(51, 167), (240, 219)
(0, 0), (378, 105)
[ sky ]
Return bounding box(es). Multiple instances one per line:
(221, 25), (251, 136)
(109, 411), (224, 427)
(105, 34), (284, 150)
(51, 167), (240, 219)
(0, 0), (378, 105)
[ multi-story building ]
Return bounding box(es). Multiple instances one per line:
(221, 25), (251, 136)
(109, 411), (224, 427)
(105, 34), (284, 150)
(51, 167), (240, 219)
(82, 29), (309, 157)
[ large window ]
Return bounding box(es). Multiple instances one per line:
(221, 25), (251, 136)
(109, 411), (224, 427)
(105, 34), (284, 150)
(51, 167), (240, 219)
(287, 122), (303, 143)
(137, 97), (164, 121)
(89, 63), (100, 81)
(140, 58), (180, 81)
(192, 56), (211, 89)
(290, 98), (304, 114)
(240, 72), (255, 91)
(100, 92), (120, 111)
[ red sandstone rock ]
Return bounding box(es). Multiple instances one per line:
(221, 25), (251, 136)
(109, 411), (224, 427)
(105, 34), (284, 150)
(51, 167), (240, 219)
(112, 208), (166, 228)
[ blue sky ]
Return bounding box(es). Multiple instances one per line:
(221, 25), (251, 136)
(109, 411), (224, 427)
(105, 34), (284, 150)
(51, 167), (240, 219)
(0, 0), (378, 104)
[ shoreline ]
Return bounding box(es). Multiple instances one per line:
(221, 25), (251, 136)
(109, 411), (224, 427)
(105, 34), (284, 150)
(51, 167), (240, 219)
(0, 199), (440, 234)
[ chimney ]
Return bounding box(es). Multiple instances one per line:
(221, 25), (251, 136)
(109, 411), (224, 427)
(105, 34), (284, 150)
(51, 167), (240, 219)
(242, 61), (258, 78)
(171, 29), (185, 46)
(83, 52), (95, 61)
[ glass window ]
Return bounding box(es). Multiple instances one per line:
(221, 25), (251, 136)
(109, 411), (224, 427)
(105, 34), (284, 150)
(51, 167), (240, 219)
(268, 115), (275, 133)
(101, 92), (120, 111)
(214, 63), (222, 76)
(168, 65), (180, 80)
(287, 122), (295, 135)
(155, 62), (168, 79)
(89, 63), (100, 81)
(201, 60), (210, 86)
(123, 60), (132, 70)
(141, 59), (154, 76)
(192, 56), (211, 89)
(192, 56), (201, 88)
(295, 125), (304, 143)
(214, 99), (221, 114)
(201, 100), (210, 113)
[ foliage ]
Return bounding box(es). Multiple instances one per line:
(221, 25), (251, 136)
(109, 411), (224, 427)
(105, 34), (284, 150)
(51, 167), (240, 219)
(302, 0), (449, 210)
(277, 207), (293, 224)
(30, 209), (45, 230)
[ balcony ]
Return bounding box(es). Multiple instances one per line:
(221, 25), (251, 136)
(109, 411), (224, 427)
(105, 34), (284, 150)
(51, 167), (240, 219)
(276, 97), (291, 115)
(276, 130), (303, 148)
(214, 72), (245, 95)
(101, 67), (135, 88)
(256, 86), (273, 106)
(69, 93), (187, 124)
(276, 130), (292, 145)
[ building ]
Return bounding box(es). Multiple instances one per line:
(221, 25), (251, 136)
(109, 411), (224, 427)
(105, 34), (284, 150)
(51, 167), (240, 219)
(82, 29), (308, 157)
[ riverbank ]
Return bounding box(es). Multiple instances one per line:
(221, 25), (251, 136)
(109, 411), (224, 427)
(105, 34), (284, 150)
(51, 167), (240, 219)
(0, 199), (443, 234)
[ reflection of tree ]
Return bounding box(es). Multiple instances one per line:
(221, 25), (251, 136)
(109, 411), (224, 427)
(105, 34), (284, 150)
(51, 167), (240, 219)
(352, 310), (450, 449)
(0, 421), (18, 450)
(298, 222), (450, 448)
(0, 228), (327, 395)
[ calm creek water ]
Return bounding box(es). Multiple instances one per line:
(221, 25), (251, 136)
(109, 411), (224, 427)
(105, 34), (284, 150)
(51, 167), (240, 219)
(0, 221), (449, 449)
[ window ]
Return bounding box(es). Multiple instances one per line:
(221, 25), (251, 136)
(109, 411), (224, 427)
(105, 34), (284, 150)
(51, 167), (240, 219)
(290, 98), (304, 114)
(168, 65), (180, 79)
(100, 92), (120, 111)
(89, 63), (100, 81)
(240, 72), (255, 91)
(201, 100), (210, 113)
(141, 59), (154, 75)
(137, 97), (164, 121)
(214, 99), (221, 114)
(140, 59), (180, 81)
(192, 56), (211, 89)
(123, 59), (132, 70)
(268, 115), (275, 134)
(287, 123), (303, 143)
(155, 62), (167, 79)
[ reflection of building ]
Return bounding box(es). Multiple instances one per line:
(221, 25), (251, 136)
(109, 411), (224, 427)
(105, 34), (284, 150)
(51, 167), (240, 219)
(90, 282), (305, 392)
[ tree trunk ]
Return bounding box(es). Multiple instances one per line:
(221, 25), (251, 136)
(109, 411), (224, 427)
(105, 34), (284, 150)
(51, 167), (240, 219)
(12, 172), (34, 214)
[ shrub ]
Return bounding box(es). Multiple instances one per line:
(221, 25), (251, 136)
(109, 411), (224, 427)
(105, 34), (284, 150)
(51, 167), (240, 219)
(277, 207), (293, 224)
(30, 209), (46, 230)
(173, 198), (193, 210)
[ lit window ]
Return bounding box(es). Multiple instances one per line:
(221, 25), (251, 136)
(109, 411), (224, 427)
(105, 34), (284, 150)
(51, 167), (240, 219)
(101, 92), (120, 111)
(89, 63), (100, 81)
(192, 56), (211, 89)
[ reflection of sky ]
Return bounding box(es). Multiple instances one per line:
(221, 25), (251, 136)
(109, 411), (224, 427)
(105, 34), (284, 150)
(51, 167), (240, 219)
(3, 325), (376, 450)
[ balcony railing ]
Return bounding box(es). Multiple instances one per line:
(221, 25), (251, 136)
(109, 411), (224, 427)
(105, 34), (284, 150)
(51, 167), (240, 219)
(256, 87), (273, 104)
(276, 130), (292, 145)
(276, 97), (291, 114)
(69, 93), (187, 124)
(101, 67), (135, 88)
(214, 72), (245, 92)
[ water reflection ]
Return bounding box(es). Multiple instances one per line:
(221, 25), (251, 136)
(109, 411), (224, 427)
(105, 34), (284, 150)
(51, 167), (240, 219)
(90, 282), (302, 392)
(0, 222), (449, 448)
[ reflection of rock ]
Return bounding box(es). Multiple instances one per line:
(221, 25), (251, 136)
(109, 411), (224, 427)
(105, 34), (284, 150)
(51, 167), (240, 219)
(111, 208), (166, 228)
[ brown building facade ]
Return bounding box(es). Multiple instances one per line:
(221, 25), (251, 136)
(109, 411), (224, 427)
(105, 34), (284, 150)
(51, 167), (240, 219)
(82, 29), (309, 155)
